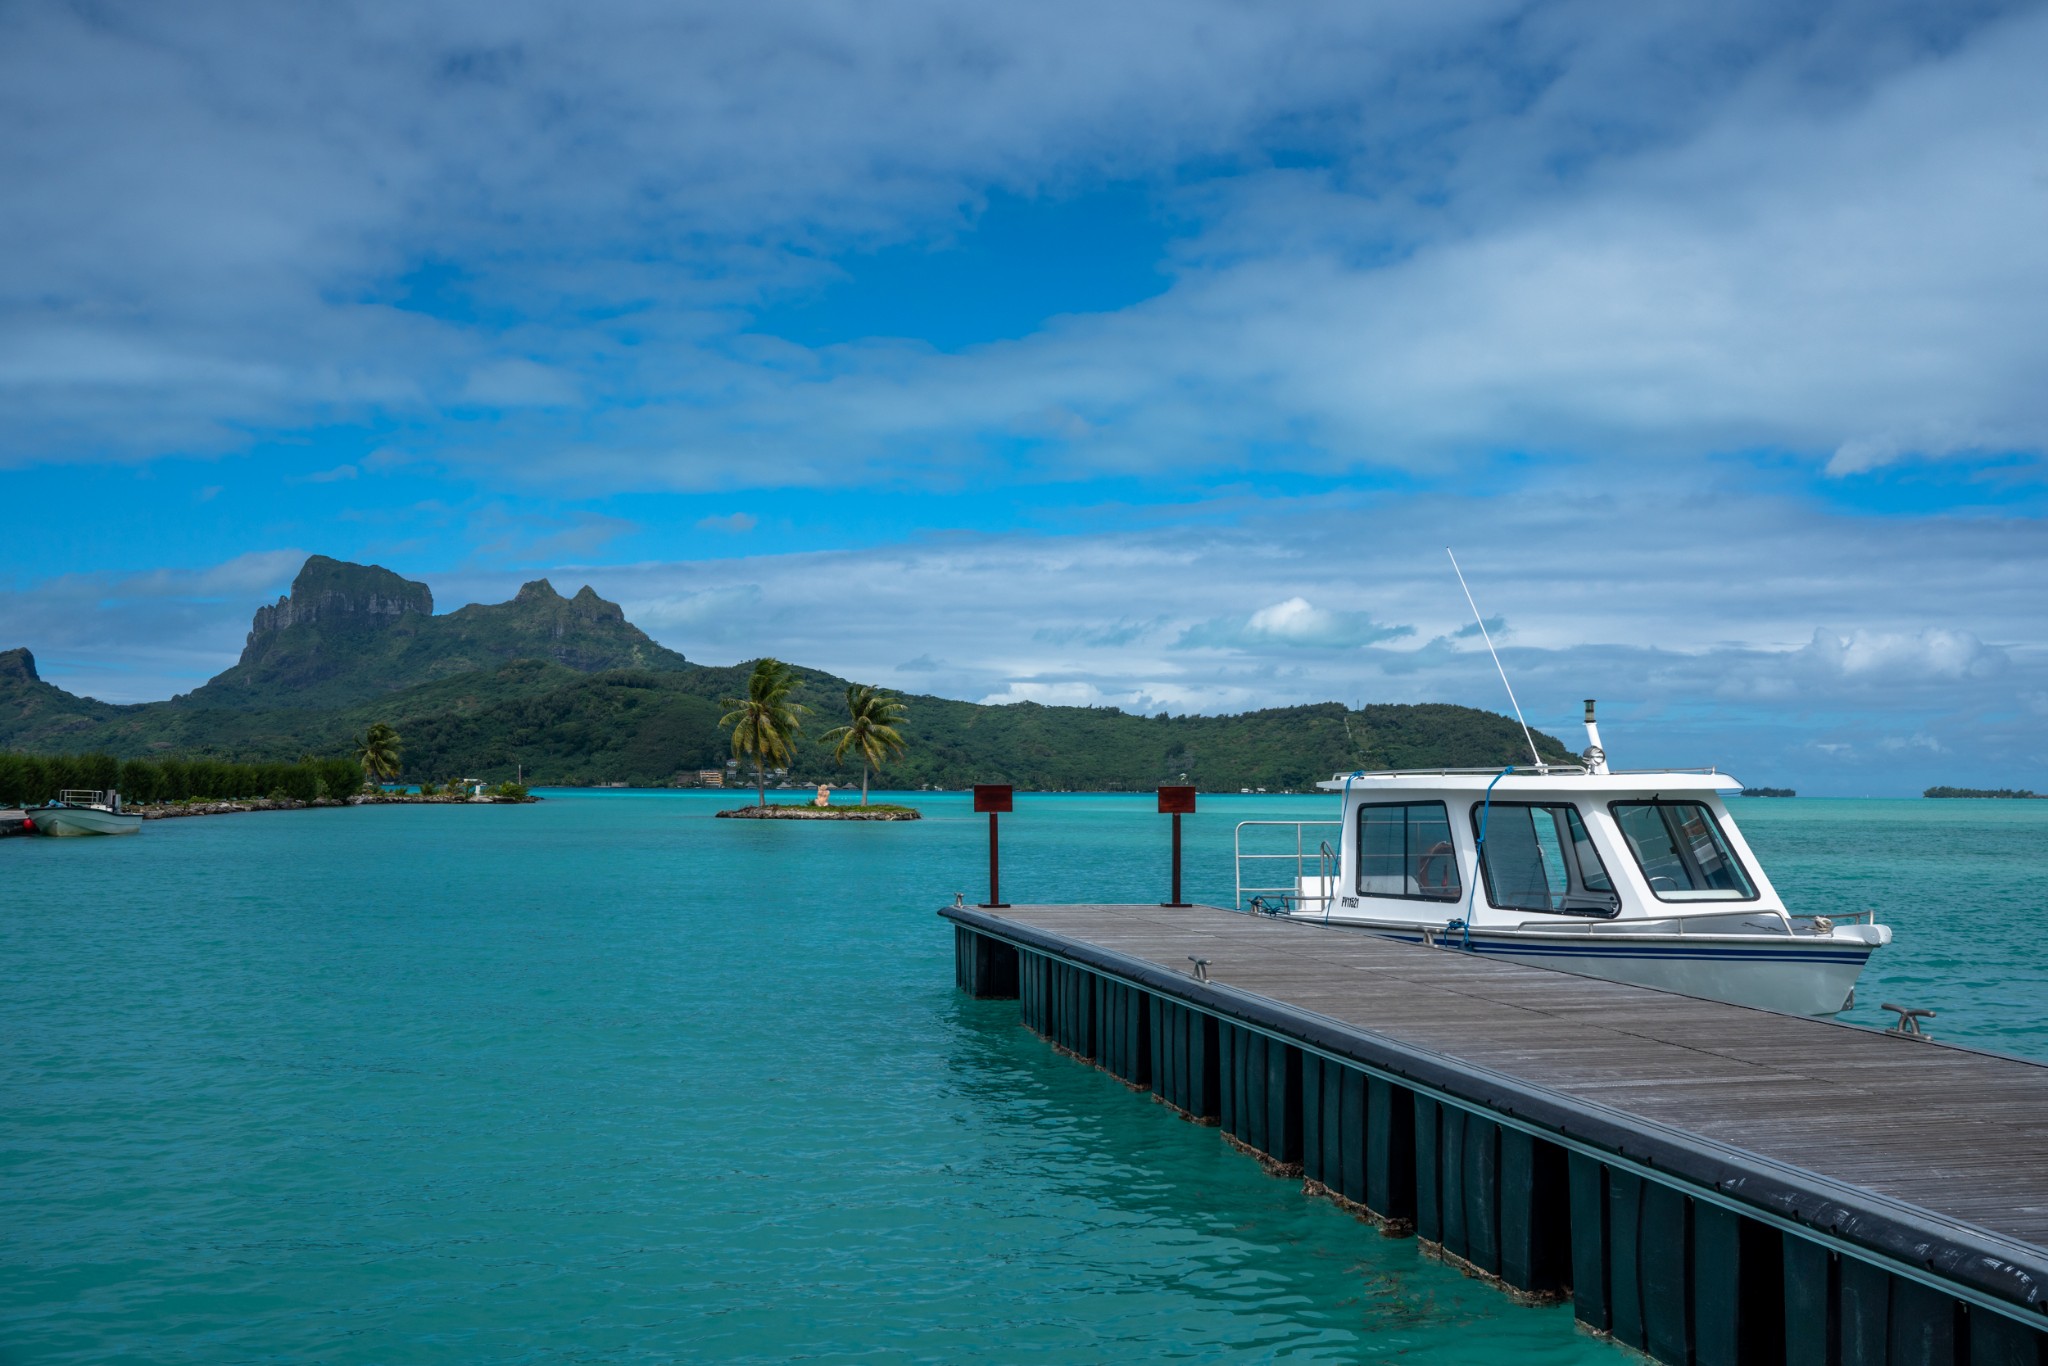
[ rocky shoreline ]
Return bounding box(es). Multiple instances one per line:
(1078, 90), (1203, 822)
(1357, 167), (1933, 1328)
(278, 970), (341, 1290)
(715, 804), (920, 821)
(135, 792), (539, 820)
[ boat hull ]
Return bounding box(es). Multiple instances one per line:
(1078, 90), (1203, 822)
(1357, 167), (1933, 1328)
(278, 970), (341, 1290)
(1292, 917), (1872, 1016)
(34, 806), (144, 837)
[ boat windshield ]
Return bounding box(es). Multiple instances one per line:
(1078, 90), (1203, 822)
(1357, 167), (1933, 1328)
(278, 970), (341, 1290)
(1610, 801), (1755, 901)
(1472, 803), (1619, 917)
(1357, 801), (1461, 902)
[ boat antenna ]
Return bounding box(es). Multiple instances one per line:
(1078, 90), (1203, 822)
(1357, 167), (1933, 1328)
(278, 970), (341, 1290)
(1446, 548), (1543, 769)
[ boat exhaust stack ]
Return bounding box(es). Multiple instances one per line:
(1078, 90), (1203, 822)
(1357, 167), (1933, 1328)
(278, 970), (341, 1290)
(1582, 699), (1610, 774)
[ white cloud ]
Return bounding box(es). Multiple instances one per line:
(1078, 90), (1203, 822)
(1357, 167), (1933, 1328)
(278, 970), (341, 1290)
(695, 512), (758, 533)
(1793, 628), (2008, 685)
(658, 7), (2048, 489)
(1179, 597), (1413, 651)
(4, 1), (2045, 492)
(978, 681), (1116, 708)
(5, 0), (2046, 794)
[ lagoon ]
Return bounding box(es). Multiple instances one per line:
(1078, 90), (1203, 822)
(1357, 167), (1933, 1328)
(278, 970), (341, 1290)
(3, 792), (2042, 1362)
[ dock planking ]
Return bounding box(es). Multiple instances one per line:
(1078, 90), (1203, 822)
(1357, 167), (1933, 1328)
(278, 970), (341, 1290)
(947, 900), (2048, 1365)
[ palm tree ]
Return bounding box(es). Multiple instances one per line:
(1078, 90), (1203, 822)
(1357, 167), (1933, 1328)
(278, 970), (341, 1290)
(822, 685), (908, 806)
(719, 658), (806, 808)
(353, 722), (402, 790)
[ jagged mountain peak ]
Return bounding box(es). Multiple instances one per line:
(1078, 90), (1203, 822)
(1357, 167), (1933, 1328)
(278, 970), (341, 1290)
(182, 556), (686, 710)
(245, 556), (433, 654)
(506, 579), (620, 620)
(571, 585), (625, 622)
(1, 647), (37, 683)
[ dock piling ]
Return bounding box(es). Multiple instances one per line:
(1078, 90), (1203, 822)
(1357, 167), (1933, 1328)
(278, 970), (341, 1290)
(1569, 1150), (1612, 1332)
(953, 926), (1018, 999)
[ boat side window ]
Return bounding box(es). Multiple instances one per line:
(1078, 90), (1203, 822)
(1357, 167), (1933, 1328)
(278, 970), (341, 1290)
(1609, 801), (1757, 901)
(1469, 803), (1620, 917)
(1357, 802), (1461, 902)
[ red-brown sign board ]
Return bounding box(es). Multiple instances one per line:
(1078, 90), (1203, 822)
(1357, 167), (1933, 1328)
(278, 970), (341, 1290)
(1157, 785), (1197, 814)
(973, 784), (1014, 813)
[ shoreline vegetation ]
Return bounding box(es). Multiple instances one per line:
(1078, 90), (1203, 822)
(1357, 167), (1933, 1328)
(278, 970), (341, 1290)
(0, 751), (367, 809)
(0, 790), (539, 836)
(134, 791), (540, 820)
(715, 803), (920, 821)
(1740, 786), (1797, 797)
(1923, 786), (2041, 799)
(1, 741), (537, 817)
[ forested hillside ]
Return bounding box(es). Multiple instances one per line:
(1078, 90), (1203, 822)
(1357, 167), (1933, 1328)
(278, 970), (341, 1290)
(1, 557), (1574, 789)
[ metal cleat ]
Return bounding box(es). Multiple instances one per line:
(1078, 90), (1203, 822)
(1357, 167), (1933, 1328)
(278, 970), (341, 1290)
(1880, 1003), (1936, 1039)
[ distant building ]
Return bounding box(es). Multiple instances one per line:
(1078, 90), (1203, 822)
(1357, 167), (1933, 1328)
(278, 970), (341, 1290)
(696, 769), (724, 787)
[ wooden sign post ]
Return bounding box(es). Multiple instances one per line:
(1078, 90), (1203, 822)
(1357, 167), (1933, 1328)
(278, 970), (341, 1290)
(1157, 785), (1196, 907)
(974, 784), (1014, 907)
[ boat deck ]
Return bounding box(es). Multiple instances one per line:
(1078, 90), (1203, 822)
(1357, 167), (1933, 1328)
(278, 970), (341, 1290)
(959, 901), (2048, 1252)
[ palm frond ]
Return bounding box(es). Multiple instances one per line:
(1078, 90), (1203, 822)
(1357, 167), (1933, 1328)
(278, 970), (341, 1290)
(718, 659), (808, 788)
(818, 684), (910, 774)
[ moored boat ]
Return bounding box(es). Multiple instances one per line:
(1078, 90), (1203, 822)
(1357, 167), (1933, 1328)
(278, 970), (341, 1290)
(1235, 702), (1889, 1016)
(32, 790), (144, 837)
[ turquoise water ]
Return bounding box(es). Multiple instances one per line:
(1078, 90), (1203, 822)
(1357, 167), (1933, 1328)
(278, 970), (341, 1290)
(3, 793), (2042, 1362)
(1732, 798), (2048, 1046)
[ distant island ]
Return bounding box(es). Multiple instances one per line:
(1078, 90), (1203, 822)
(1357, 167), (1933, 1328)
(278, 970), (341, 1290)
(1740, 786), (1796, 798)
(716, 803), (920, 821)
(1, 555), (1577, 790)
(1923, 786), (2040, 799)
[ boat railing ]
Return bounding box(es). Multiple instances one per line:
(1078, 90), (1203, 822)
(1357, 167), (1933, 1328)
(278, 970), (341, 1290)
(1235, 820), (1341, 915)
(56, 789), (108, 808)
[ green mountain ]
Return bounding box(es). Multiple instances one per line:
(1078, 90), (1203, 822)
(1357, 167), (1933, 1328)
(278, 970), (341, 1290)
(1, 556), (1575, 788)
(195, 554), (688, 709)
(0, 647), (120, 741)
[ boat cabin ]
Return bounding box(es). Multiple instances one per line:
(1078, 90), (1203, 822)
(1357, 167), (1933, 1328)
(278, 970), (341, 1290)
(1280, 768), (1793, 932)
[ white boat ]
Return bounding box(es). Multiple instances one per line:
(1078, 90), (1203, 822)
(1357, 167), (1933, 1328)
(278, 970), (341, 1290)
(33, 790), (143, 837)
(1235, 703), (1888, 1016)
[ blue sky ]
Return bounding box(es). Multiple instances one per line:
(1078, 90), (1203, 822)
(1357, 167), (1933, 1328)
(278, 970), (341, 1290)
(3, 0), (2046, 793)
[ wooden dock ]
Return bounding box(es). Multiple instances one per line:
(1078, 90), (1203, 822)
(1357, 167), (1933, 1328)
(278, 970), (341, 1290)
(944, 901), (2048, 1366)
